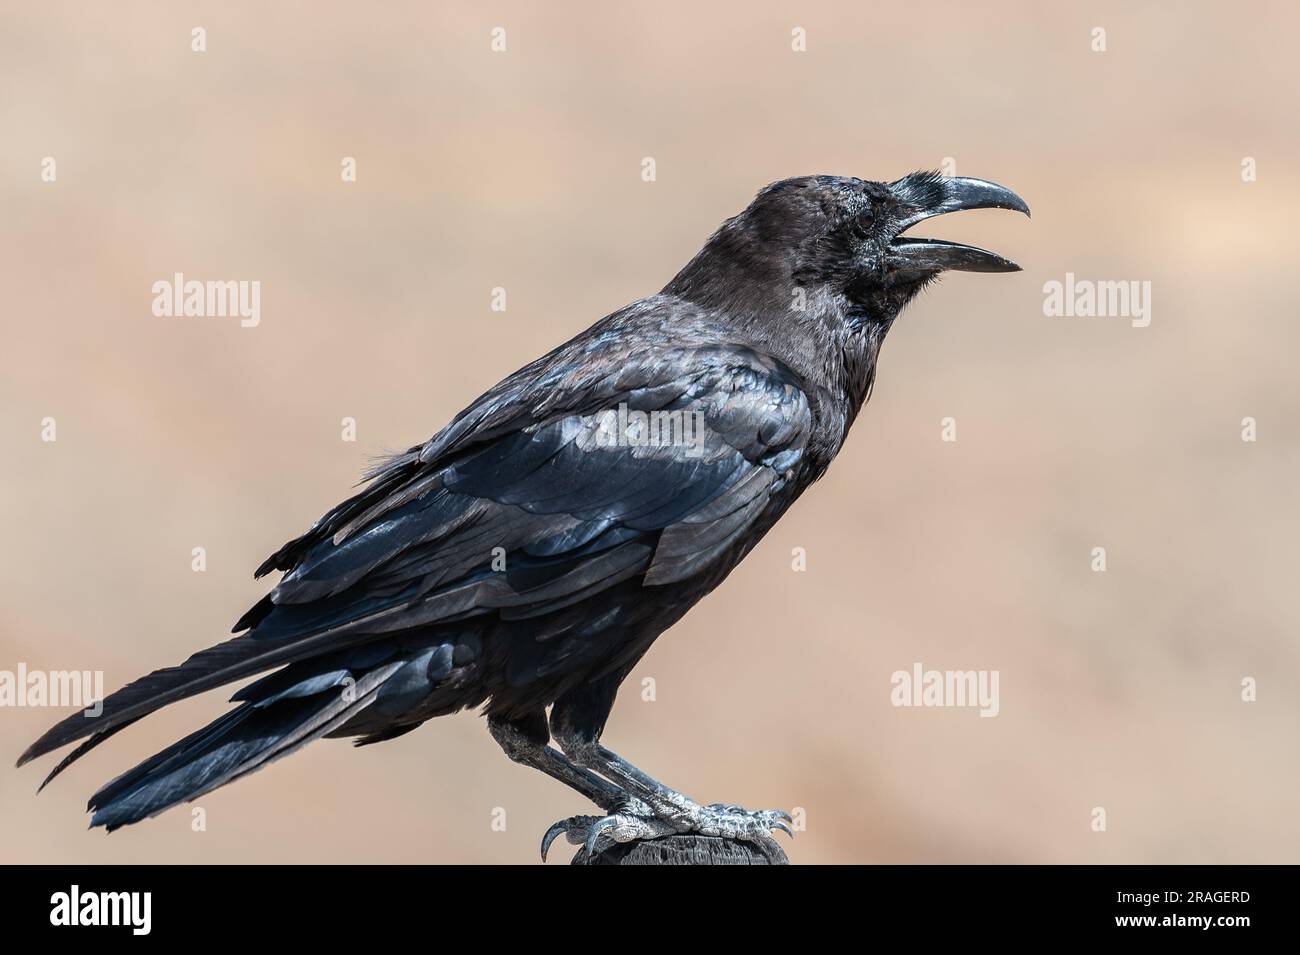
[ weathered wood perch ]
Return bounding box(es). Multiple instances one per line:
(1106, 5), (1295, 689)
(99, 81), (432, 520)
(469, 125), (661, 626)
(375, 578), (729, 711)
(573, 834), (789, 865)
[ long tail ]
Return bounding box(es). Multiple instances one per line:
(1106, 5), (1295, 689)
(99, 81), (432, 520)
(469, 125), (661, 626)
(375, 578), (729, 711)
(23, 634), (464, 830)
(84, 660), (404, 831)
(18, 631), (340, 769)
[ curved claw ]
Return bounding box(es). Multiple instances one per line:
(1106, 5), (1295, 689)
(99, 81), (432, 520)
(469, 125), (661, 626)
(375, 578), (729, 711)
(774, 822), (793, 839)
(540, 821), (568, 863)
(540, 814), (596, 863)
(583, 815), (621, 856)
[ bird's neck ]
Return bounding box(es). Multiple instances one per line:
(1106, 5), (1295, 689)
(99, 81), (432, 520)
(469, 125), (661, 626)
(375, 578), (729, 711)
(838, 320), (890, 428)
(667, 299), (887, 464)
(664, 240), (894, 449)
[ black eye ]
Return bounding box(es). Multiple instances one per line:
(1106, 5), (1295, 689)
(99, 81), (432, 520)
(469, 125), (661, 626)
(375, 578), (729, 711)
(851, 209), (875, 237)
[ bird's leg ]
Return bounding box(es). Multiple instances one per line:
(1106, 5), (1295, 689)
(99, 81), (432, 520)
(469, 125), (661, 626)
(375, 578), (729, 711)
(486, 714), (644, 817)
(547, 735), (792, 862)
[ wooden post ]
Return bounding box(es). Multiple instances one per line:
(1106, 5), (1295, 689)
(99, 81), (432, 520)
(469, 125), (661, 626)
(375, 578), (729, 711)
(573, 834), (789, 865)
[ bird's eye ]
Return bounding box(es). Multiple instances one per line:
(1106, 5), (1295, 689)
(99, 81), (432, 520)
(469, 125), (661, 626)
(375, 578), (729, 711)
(851, 209), (875, 238)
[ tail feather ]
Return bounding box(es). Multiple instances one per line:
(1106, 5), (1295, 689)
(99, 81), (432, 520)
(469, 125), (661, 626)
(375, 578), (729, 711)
(88, 708), (253, 813)
(37, 718), (142, 793)
(18, 635), (274, 767)
(17, 607), (415, 768)
(87, 661), (403, 831)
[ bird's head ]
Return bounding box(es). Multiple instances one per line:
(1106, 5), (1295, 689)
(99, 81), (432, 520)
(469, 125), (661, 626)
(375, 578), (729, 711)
(666, 171), (1029, 330)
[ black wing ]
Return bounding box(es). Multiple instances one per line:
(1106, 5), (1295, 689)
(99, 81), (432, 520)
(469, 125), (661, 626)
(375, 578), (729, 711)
(19, 304), (814, 771)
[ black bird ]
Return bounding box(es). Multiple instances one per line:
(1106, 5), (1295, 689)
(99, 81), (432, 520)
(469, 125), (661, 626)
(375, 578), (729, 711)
(20, 172), (1028, 860)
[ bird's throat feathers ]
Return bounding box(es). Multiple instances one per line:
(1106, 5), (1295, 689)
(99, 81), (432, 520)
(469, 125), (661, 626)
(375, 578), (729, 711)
(664, 242), (891, 439)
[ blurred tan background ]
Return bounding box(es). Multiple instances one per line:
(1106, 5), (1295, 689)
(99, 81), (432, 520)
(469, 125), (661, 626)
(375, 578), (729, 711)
(2, 1), (1297, 864)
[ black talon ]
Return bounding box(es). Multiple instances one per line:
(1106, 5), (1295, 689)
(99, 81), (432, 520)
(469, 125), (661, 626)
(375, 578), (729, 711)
(541, 815), (593, 863)
(540, 822), (566, 862)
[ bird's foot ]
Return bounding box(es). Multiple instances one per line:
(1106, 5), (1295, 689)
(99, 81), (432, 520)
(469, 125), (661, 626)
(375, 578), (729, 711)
(685, 802), (793, 861)
(541, 809), (677, 862)
(540, 798), (792, 862)
(540, 794), (660, 861)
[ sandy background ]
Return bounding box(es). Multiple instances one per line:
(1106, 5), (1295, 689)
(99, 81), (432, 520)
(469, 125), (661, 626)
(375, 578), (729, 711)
(2, 1), (1297, 864)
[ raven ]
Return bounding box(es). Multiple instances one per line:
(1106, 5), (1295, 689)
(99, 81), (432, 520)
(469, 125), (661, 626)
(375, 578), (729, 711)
(20, 172), (1028, 861)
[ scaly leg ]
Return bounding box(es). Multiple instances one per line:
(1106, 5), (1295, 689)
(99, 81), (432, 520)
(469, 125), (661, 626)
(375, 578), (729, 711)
(488, 714), (657, 858)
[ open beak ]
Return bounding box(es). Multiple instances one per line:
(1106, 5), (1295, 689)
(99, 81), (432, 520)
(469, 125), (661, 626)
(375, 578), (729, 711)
(886, 175), (1030, 274)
